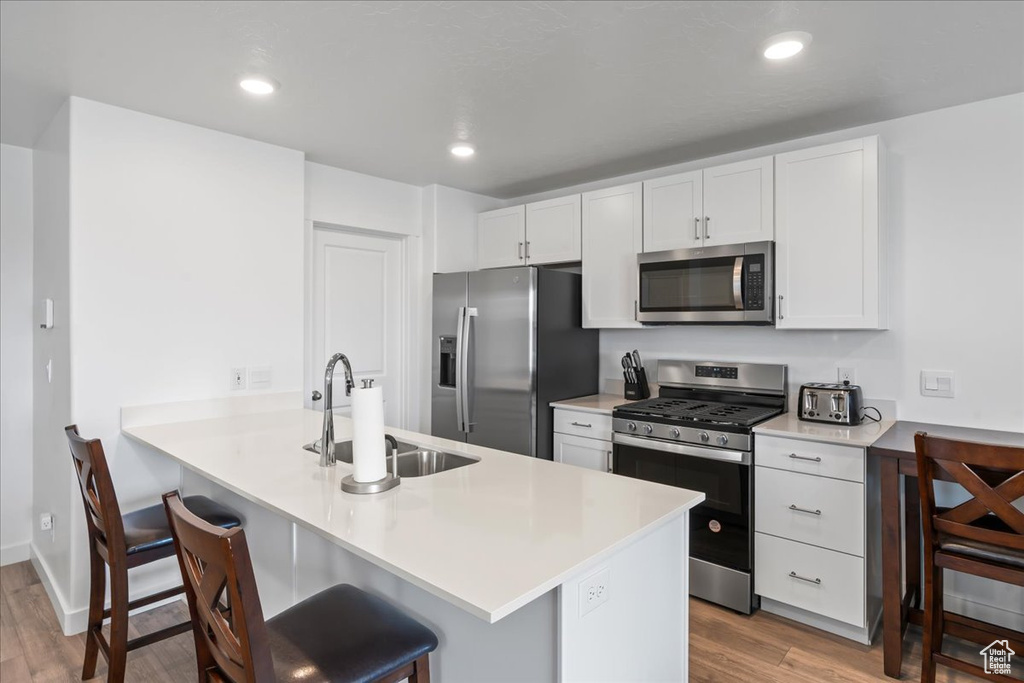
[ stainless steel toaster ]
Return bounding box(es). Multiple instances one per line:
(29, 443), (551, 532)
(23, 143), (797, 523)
(798, 382), (863, 426)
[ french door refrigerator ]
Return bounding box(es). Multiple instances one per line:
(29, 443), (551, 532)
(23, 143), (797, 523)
(431, 267), (598, 460)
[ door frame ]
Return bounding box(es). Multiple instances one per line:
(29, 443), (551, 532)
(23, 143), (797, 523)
(304, 220), (412, 429)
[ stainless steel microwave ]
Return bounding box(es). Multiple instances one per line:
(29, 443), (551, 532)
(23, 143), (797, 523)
(636, 241), (774, 325)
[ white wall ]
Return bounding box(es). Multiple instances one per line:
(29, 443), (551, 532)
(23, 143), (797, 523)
(30, 98), (307, 632)
(425, 184), (504, 274)
(1, 143), (34, 565)
(32, 101), (73, 616)
(305, 161), (423, 236)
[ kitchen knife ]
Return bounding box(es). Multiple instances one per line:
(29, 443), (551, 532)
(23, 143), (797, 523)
(621, 356), (631, 383)
(631, 350), (642, 376)
(622, 355), (635, 384)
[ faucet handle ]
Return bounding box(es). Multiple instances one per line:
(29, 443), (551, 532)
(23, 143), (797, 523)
(361, 378), (375, 389)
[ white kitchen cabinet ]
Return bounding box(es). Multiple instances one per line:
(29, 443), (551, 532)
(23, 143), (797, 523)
(775, 136), (888, 329)
(582, 183), (643, 328)
(643, 170), (702, 252)
(524, 195), (581, 265)
(642, 156), (773, 252)
(477, 205), (526, 269)
(554, 432), (613, 472)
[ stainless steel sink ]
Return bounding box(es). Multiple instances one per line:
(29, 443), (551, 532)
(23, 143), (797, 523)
(303, 438), (419, 464)
(392, 450), (479, 477)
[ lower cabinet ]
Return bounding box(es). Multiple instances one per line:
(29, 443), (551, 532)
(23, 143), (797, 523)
(554, 432), (613, 472)
(753, 433), (881, 644)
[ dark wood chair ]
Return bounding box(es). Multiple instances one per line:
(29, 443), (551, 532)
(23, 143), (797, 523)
(66, 424), (241, 682)
(915, 431), (1024, 682)
(163, 490), (438, 683)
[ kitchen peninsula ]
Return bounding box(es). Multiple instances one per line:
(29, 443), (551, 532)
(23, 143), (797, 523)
(122, 396), (704, 682)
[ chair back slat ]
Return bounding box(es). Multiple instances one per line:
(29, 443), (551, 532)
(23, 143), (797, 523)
(65, 425), (125, 550)
(915, 432), (1024, 555)
(163, 491), (274, 683)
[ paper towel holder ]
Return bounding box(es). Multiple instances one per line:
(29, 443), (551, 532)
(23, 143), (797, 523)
(341, 433), (401, 494)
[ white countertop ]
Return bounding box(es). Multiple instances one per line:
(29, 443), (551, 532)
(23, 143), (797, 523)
(123, 409), (703, 623)
(754, 412), (896, 448)
(550, 393), (635, 415)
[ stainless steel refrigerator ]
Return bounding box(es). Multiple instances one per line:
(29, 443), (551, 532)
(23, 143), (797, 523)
(431, 267), (599, 460)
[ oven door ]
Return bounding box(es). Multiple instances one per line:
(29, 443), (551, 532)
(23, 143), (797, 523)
(612, 433), (752, 573)
(636, 242), (772, 324)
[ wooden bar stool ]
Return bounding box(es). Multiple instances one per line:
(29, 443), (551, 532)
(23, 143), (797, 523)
(66, 424), (242, 682)
(162, 490), (438, 683)
(915, 432), (1024, 682)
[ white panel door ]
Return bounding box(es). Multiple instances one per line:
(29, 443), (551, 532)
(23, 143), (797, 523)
(702, 156), (774, 246)
(477, 205), (526, 269)
(525, 194), (581, 264)
(582, 183), (643, 328)
(775, 137), (883, 329)
(554, 433), (612, 472)
(312, 228), (404, 427)
(643, 170), (702, 252)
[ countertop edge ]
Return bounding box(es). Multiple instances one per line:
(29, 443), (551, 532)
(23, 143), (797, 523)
(753, 418), (896, 448)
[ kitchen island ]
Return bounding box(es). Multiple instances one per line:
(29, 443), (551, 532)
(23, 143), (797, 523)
(122, 396), (704, 682)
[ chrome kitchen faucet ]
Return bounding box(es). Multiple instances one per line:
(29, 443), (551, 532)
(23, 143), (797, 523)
(320, 352), (354, 467)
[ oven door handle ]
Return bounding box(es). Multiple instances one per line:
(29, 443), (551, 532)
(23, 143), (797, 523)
(613, 433), (751, 465)
(733, 256), (744, 310)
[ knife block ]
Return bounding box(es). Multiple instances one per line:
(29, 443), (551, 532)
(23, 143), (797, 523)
(623, 367), (651, 400)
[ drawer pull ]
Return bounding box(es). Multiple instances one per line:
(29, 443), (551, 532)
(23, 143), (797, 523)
(571, 422), (592, 428)
(788, 504), (822, 516)
(788, 571), (821, 585)
(788, 453), (822, 462)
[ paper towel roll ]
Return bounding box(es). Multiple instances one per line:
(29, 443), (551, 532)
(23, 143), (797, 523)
(351, 385), (387, 482)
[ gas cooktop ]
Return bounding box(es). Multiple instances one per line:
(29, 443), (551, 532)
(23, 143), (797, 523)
(616, 397), (782, 428)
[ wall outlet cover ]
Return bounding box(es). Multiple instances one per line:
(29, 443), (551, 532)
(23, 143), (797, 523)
(231, 367), (248, 390)
(579, 567), (610, 617)
(40, 513), (53, 531)
(837, 367), (856, 384)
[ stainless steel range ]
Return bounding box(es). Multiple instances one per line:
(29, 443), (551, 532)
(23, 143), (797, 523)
(612, 360), (787, 614)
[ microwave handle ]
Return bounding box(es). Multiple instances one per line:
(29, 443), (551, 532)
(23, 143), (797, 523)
(733, 256), (744, 310)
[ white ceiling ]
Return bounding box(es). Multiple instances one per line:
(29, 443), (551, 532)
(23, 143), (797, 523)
(2, 1), (1022, 198)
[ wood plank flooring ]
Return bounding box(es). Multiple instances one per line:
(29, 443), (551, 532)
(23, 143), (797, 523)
(0, 561), (1011, 681)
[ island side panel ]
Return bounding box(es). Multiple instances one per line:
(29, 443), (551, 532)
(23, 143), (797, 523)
(558, 513), (688, 683)
(292, 524), (558, 683)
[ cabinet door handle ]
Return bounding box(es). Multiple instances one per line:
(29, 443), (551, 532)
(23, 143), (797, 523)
(704, 216), (710, 239)
(518, 242), (524, 260)
(788, 453), (822, 462)
(525, 241), (531, 259)
(606, 450), (614, 473)
(571, 422), (592, 428)
(789, 504), (822, 516)
(788, 571), (821, 585)
(778, 294), (784, 320)
(694, 217), (700, 240)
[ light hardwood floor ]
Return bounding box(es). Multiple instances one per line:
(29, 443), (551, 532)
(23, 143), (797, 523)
(0, 561), (1009, 681)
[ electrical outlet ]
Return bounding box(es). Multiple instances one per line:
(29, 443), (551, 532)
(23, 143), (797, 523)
(231, 367), (248, 390)
(838, 367), (856, 384)
(40, 513), (53, 531)
(579, 567), (610, 617)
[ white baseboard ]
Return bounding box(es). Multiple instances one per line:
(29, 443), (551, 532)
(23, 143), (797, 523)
(29, 543), (186, 636)
(945, 593), (1024, 631)
(0, 541), (31, 566)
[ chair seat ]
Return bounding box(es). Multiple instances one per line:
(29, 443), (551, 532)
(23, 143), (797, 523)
(267, 584), (438, 683)
(937, 510), (1024, 569)
(123, 495), (240, 556)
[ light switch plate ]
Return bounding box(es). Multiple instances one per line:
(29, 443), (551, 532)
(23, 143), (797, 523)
(231, 367), (248, 390)
(920, 370), (955, 398)
(250, 366), (272, 388)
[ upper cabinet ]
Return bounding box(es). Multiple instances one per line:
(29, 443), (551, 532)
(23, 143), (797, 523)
(477, 196), (581, 269)
(774, 136), (888, 330)
(477, 205), (526, 269)
(582, 183), (643, 329)
(524, 195), (582, 265)
(643, 156), (774, 252)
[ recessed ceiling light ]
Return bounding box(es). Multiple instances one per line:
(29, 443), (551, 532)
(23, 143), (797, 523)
(762, 31), (812, 60)
(239, 76), (278, 95)
(449, 143), (475, 158)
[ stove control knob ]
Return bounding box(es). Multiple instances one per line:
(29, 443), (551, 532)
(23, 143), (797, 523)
(643, 424), (653, 434)
(671, 428), (681, 438)
(698, 432), (710, 443)
(716, 434), (729, 446)
(627, 422), (637, 432)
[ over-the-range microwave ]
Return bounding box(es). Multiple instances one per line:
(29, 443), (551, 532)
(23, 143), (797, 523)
(636, 241), (774, 325)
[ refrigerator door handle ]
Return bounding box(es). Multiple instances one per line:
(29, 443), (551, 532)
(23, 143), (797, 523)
(456, 306), (478, 433)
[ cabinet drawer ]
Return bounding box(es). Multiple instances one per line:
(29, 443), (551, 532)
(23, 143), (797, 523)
(553, 409), (613, 440)
(554, 433), (613, 472)
(755, 467), (864, 556)
(755, 434), (864, 482)
(755, 533), (865, 627)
